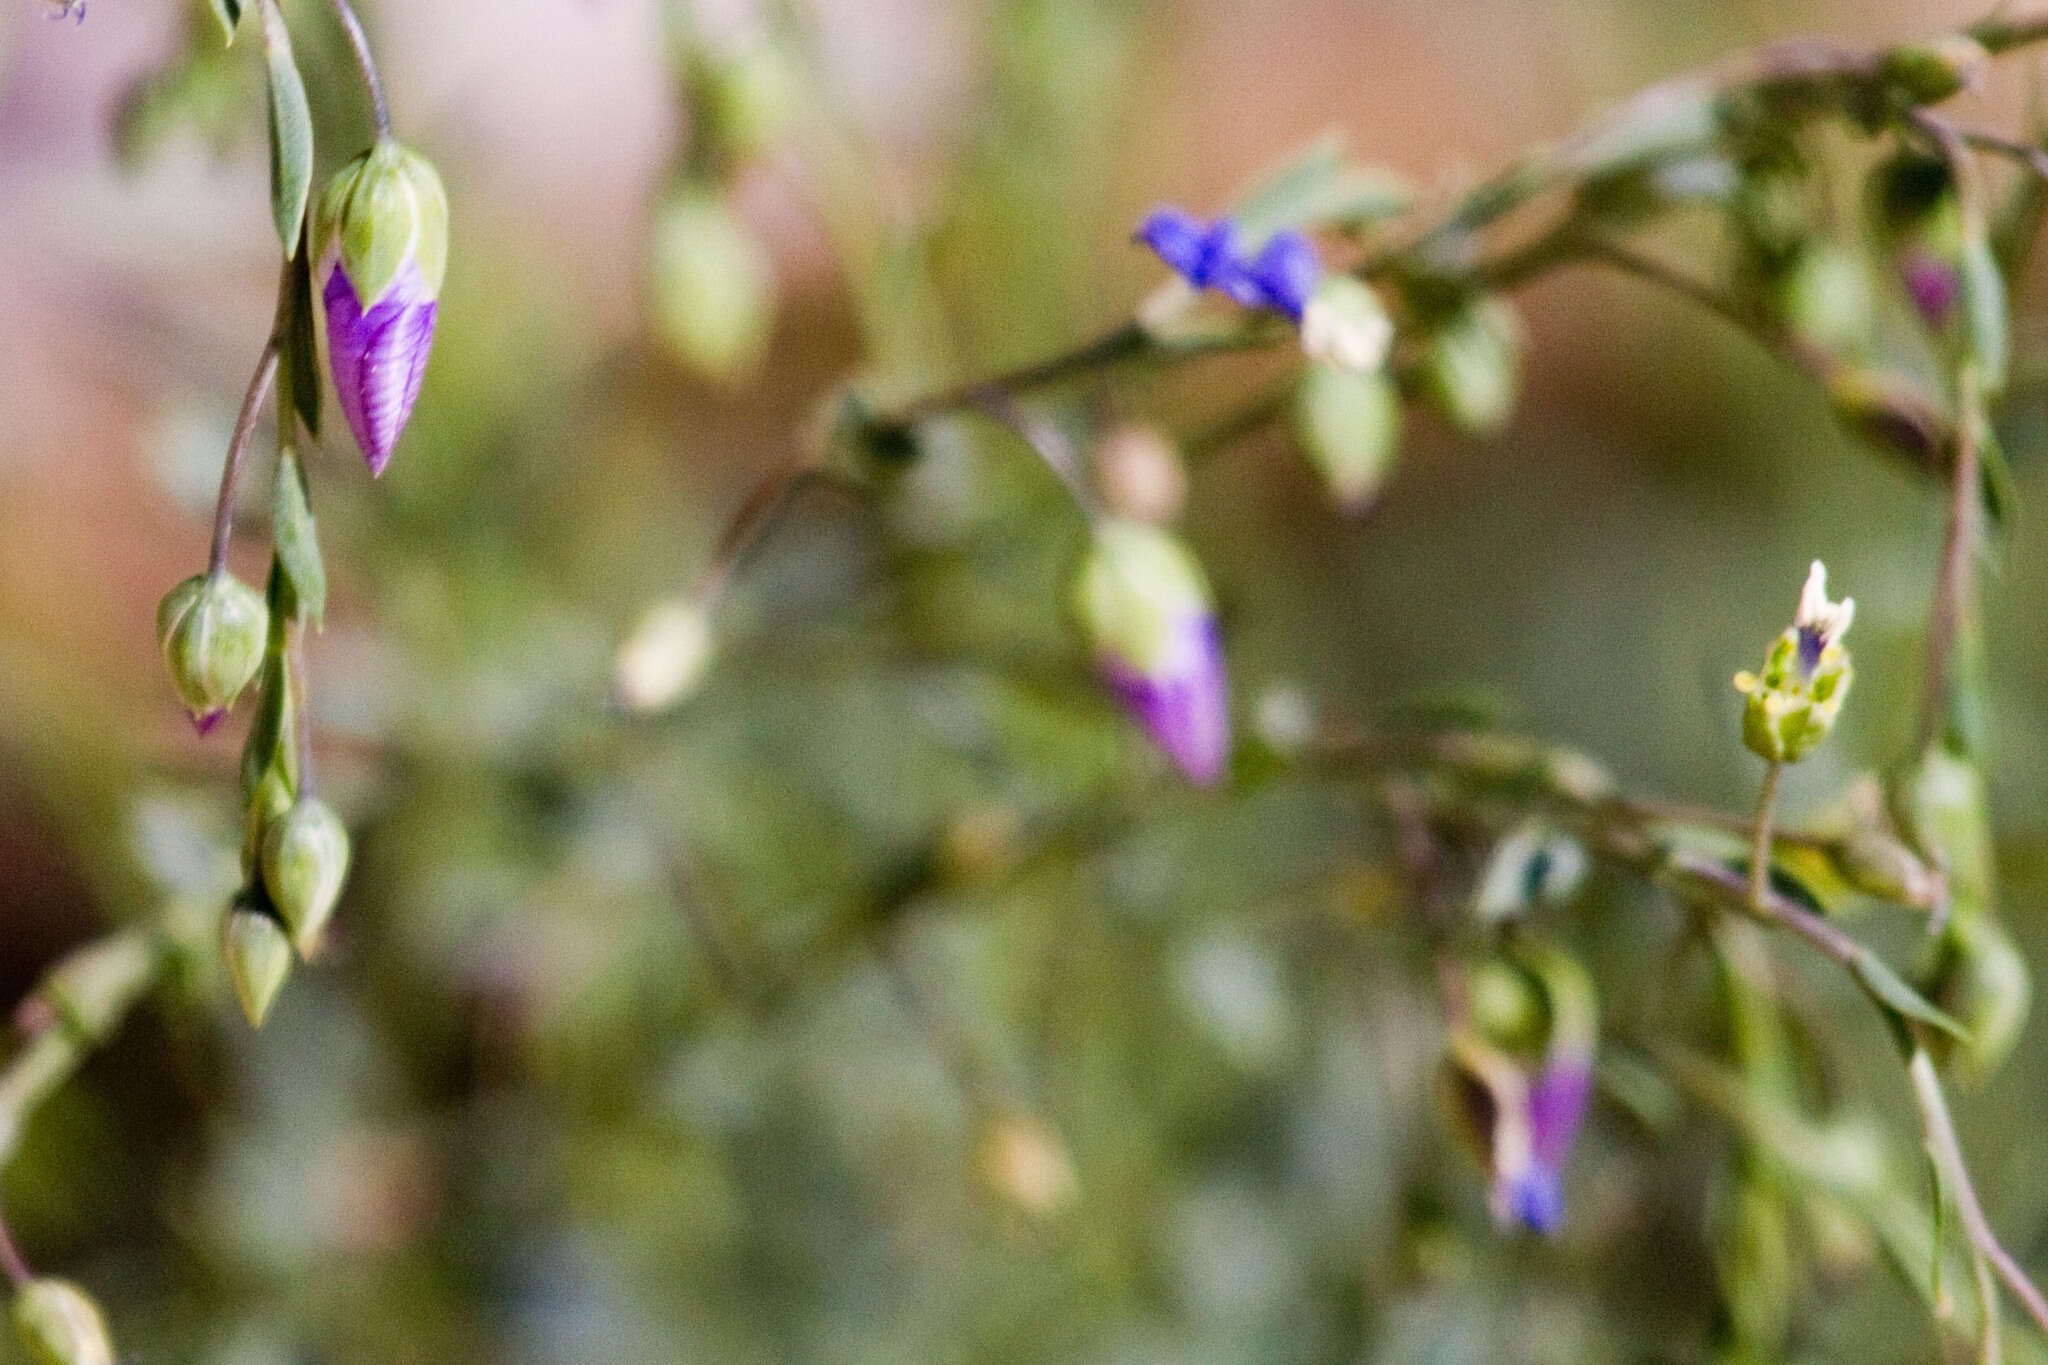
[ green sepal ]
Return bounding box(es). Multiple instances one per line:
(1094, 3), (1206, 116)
(237, 563), (299, 805)
(206, 0), (243, 44)
(282, 246), (321, 437)
(258, 0), (313, 258)
(271, 447), (325, 628)
(318, 140), (450, 306)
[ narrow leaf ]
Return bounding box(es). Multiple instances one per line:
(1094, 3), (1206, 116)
(282, 248), (322, 437)
(207, 0), (243, 44)
(1851, 948), (1969, 1040)
(259, 0), (314, 257)
(271, 448), (326, 628)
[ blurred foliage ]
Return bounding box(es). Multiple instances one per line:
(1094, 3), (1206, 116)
(8, 0), (2048, 1362)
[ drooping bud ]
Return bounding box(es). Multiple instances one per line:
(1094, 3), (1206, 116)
(1423, 297), (1522, 437)
(1094, 423), (1187, 525)
(1772, 242), (1876, 359)
(313, 138), (448, 475)
(1073, 519), (1230, 785)
(11, 1279), (113, 1365)
(649, 187), (776, 384)
(613, 597), (716, 714)
(156, 571), (268, 733)
(1733, 561), (1854, 764)
(1299, 276), (1394, 373)
(1929, 914), (2031, 1085)
(261, 797), (349, 957)
(1293, 361), (1399, 512)
(1870, 152), (1965, 324)
(222, 895), (292, 1028)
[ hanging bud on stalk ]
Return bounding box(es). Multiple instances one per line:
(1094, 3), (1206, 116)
(314, 138), (448, 475)
(1733, 561), (1854, 764)
(157, 571), (268, 733)
(1871, 152), (1965, 325)
(1294, 360), (1400, 513)
(261, 797), (350, 957)
(1073, 519), (1230, 785)
(11, 1279), (113, 1365)
(1928, 913), (2031, 1085)
(222, 893), (293, 1028)
(1423, 297), (1522, 437)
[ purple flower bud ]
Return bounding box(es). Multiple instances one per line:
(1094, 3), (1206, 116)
(1499, 1164), (1565, 1236)
(1898, 248), (1961, 325)
(1527, 1060), (1591, 1175)
(1244, 230), (1322, 321)
(322, 258), (438, 476)
(1134, 207), (1210, 281)
(1098, 616), (1231, 786)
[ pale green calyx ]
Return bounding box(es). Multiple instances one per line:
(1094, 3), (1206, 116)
(261, 797), (351, 957)
(316, 137), (449, 307)
(223, 898), (293, 1028)
(1734, 560), (1855, 763)
(1299, 276), (1393, 373)
(157, 571), (268, 727)
(12, 1279), (113, 1365)
(1072, 519), (1213, 676)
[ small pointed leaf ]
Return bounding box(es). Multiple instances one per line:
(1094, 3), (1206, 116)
(259, 0), (314, 257)
(1850, 948), (1968, 1040)
(271, 448), (325, 628)
(208, 0), (243, 44)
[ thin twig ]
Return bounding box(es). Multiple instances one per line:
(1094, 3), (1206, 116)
(0, 1209), (32, 1288)
(325, 0), (391, 137)
(1749, 759), (1784, 909)
(208, 343), (281, 578)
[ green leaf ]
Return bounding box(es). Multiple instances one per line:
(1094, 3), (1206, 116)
(1850, 948), (1968, 1041)
(281, 248), (322, 437)
(259, 0), (314, 257)
(207, 0), (243, 44)
(271, 448), (325, 628)
(239, 564), (298, 803)
(1229, 134), (1414, 243)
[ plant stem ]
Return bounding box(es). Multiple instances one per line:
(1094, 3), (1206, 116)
(326, 0), (391, 137)
(1750, 759), (1783, 910)
(1918, 362), (1985, 755)
(209, 342), (281, 578)
(1909, 1047), (2048, 1341)
(0, 1209), (31, 1288)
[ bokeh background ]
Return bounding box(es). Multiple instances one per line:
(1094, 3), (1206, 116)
(4, 0), (2048, 1360)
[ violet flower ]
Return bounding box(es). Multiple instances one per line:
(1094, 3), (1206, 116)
(1134, 207), (1322, 322)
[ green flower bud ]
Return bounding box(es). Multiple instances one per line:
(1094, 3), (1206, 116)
(1298, 276), (1393, 373)
(156, 571), (268, 733)
(1772, 243), (1876, 358)
(261, 798), (350, 957)
(1423, 297), (1521, 437)
(12, 1279), (113, 1365)
(1465, 959), (1545, 1053)
(1878, 35), (1989, 106)
(1930, 914), (2030, 1086)
(1293, 361), (1400, 513)
(649, 188), (775, 384)
(1733, 561), (1854, 764)
(313, 138), (449, 313)
(1094, 424), (1187, 525)
(222, 896), (292, 1028)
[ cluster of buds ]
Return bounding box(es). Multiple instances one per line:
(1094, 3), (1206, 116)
(1072, 519), (1230, 785)
(1441, 946), (1598, 1235)
(1734, 561), (1855, 765)
(1134, 207), (1323, 322)
(314, 138), (449, 475)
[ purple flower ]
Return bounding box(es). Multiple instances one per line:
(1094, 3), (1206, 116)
(1134, 207), (1322, 321)
(1898, 249), (1961, 325)
(1099, 616), (1231, 786)
(323, 258), (439, 477)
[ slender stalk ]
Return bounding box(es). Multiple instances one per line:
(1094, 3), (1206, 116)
(1918, 363), (1985, 755)
(1910, 1047), (2048, 1342)
(325, 0), (391, 137)
(881, 323), (1146, 427)
(209, 343), (281, 578)
(1749, 759), (1784, 910)
(967, 388), (1098, 519)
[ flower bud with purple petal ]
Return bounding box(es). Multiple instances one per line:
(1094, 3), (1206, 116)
(1870, 152), (1965, 326)
(1134, 208), (1322, 321)
(314, 138), (448, 475)
(157, 571), (268, 733)
(1073, 519), (1230, 785)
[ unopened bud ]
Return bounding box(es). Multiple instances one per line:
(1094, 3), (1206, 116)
(1870, 152), (1964, 324)
(693, 41), (798, 163)
(1073, 520), (1229, 785)
(1733, 561), (1854, 764)
(1293, 361), (1400, 512)
(1890, 747), (1993, 912)
(1773, 243), (1876, 358)
(314, 138), (448, 475)
(1931, 914), (2031, 1085)
(12, 1279), (113, 1365)
(1094, 423), (1187, 525)
(1465, 959), (1544, 1052)
(649, 188), (775, 384)
(222, 896), (292, 1028)
(156, 571), (267, 733)
(1879, 35), (1989, 106)
(261, 797), (349, 957)
(1299, 276), (1393, 373)
(1423, 297), (1522, 437)
(976, 1112), (1079, 1218)
(614, 597), (715, 714)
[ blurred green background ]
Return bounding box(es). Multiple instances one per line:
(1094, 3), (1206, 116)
(4, 0), (2048, 1360)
